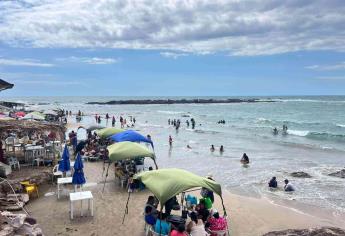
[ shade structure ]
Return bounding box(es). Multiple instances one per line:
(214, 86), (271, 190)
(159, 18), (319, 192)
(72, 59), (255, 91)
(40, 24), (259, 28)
(23, 111), (45, 120)
(134, 168), (222, 206)
(78, 124), (105, 131)
(107, 141), (155, 162)
(95, 127), (124, 139)
(110, 130), (154, 148)
(0, 79), (14, 92)
(72, 153), (86, 185)
(58, 145), (71, 172)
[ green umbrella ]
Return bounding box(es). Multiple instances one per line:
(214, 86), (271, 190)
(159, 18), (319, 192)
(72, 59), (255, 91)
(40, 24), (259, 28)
(95, 127), (124, 138)
(107, 142), (155, 162)
(134, 168), (221, 206)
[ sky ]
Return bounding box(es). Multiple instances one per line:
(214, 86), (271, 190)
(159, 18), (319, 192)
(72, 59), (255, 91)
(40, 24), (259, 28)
(0, 0), (345, 96)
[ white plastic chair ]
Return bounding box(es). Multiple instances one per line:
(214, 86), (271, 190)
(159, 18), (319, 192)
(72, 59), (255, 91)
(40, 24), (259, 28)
(8, 157), (20, 170)
(52, 164), (63, 183)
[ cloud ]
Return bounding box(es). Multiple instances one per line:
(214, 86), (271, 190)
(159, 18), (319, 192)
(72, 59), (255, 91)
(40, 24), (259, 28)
(0, 0), (345, 55)
(56, 56), (119, 64)
(306, 62), (345, 71)
(160, 52), (188, 59)
(0, 58), (54, 67)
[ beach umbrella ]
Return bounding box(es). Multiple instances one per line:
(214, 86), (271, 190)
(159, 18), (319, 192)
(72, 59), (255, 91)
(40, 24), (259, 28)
(23, 111), (45, 120)
(110, 130), (154, 148)
(95, 127), (124, 139)
(58, 145), (71, 173)
(102, 142), (157, 192)
(0, 79), (14, 92)
(72, 153), (86, 186)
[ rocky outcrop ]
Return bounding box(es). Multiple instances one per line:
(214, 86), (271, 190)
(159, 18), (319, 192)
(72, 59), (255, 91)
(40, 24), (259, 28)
(263, 227), (345, 236)
(0, 211), (43, 236)
(290, 171), (312, 178)
(87, 98), (275, 105)
(328, 169), (345, 178)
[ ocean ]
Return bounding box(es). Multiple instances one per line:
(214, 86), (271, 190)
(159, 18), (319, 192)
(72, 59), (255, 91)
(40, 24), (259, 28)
(3, 95), (345, 215)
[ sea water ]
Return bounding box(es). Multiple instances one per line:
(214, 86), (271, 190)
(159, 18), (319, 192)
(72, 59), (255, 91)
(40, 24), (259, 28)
(3, 96), (345, 215)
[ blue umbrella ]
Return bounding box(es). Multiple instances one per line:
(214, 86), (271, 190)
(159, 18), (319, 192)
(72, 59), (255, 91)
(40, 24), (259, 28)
(72, 153), (86, 185)
(110, 130), (154, 148)
(58, 145), (71, 172)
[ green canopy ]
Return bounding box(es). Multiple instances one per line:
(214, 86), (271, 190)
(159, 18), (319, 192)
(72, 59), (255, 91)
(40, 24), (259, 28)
(95, 127), (124, 138)
(107, 141), (155, 162)
(134, 168), (222, 206)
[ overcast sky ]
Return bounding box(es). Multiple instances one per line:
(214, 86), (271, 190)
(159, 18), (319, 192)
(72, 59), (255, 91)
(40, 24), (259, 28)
(0, 0), (345, 96)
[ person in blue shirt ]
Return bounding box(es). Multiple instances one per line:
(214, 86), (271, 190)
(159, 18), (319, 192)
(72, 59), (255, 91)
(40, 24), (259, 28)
(155, 212), (171, 235)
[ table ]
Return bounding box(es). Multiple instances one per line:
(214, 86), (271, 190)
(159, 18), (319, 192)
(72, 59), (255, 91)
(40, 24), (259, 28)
(57, 177), (72, 199)
(69, 191), (94, 219)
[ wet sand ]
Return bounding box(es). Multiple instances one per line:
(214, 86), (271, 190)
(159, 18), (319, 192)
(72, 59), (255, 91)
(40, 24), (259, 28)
(24, 161), (345, 236)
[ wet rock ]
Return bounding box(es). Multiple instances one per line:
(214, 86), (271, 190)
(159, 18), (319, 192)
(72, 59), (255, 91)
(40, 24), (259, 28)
(328, 169), (345, 178)
(290, 171), (312, 178)
(263, 227), (345, 236)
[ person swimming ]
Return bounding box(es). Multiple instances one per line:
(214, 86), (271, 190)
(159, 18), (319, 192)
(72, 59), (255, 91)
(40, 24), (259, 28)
(268, 177), (278, 188)
(273, 127), (278, 135)
(241, 153), (249, 164)
(284, 179), (295, 192)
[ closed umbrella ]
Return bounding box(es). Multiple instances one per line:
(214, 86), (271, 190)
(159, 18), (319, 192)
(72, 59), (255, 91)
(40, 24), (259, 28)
(72, 153), (86, 187)
(58, 145), (71, 173)
(110, 130), (154, 148)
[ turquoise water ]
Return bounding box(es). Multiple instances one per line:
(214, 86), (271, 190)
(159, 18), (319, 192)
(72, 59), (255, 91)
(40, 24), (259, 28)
(3, 96), (345, 214)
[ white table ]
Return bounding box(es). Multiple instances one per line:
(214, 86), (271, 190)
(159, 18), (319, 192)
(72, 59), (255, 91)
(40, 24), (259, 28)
(57, 177), (72, 199)
(69, 191), (94, 219)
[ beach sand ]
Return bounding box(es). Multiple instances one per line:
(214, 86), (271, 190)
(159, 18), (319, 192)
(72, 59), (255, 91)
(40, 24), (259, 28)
(22, 161), (345, 236)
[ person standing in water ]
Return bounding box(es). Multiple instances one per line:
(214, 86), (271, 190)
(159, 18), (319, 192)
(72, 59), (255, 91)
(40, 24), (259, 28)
(112, 116), (116, 127)
(268, 177), (278, 188)
(241, 153), (249, 163)
(220, 145), (224, 153)
(210, 145), (215, 152)
(169, 135), (173, 147)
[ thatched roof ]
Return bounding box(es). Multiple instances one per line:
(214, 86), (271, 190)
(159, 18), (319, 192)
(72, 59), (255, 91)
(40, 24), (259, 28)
(0, 79), (14, 92)
(0, 120), (66, 140)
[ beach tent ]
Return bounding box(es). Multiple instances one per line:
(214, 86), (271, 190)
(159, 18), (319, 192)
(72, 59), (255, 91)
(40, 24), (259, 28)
(23, 111), (45, 121)
(109, 130), (154, 148)
(95, 127), (124, 139)
(102, 142), (157, 192)
(122, 168), (228, 226)
(0, 79), (14, 92)
(134, 168), (222, 206)
(78, 125), (105, 132)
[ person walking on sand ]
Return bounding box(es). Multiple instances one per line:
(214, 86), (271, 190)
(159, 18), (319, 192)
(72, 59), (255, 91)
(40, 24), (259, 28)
(169, 135), (173, 147)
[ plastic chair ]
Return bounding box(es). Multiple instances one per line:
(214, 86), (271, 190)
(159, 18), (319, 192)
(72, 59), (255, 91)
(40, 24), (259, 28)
(20, 181), (39, 198)
(52, 164), (63, 183)
(8, 157), (20, 170)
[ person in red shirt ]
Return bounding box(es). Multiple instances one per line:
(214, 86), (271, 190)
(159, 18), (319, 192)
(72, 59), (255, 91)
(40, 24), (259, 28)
(207, 212), (228, 235)
(171, 224), (188, 236)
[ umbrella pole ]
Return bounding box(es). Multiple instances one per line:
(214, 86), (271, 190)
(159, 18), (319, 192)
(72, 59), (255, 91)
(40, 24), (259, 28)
(102, 159), (106, 177)
(121, 191), (131, 224)
(102, 162), (111, 193)
(220, 196), (230, 236)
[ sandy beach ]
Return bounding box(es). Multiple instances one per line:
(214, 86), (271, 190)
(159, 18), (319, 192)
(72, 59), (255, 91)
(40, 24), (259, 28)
(22, 161), (344, 236)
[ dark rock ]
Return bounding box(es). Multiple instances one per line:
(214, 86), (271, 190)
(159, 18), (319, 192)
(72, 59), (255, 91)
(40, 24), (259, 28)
(290, 171), (312, 178)
(328, 169), (345, 178)
(263, 227), (345, 236)
(86, 98), (276, 105)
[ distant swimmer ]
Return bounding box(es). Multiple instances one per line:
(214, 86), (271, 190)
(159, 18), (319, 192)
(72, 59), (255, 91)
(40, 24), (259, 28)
(284, 179), (295, 192)
(210, 145), (215, 152)
(282, 125), (288, 135)
(187, 145), (192, 149)
(273, 127), (278, 135)
(241, 153), (249, 164)
(220, 145), (224, 153)
(268, 177), (278, 188)
(169, 135), (173, 147)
